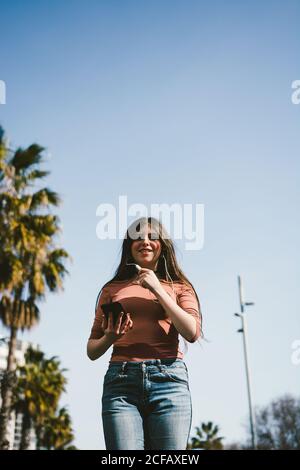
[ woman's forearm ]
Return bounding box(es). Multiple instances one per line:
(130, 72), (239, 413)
(87, 335), (114, 361)
(154, 287), (197, 342)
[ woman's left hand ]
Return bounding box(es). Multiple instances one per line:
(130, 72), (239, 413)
(134, 268), (163, 295)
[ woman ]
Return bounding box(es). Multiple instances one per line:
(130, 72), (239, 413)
(87, 216), (204, 450)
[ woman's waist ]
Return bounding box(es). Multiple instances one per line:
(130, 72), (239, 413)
(107, 357), (185, 371)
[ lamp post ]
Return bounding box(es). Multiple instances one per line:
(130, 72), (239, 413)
(234, 275), (257, 450)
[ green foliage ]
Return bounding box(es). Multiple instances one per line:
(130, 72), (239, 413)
(187, 421), (224, 450)
(13, 346), (77, 450)
(0, 125), (70, 329)
(253, 394), (300, 450)
(0, 125), (71, 449)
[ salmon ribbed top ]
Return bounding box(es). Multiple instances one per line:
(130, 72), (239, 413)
(88, 279), (201, 362)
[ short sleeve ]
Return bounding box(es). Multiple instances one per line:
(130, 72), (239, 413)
(88, 286), (111, 340)
(176, 284), (202, 343)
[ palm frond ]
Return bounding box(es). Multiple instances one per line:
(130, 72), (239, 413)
(30, 188), (61, 210)
(25, 170), (50, 182)
(10, 144), (45, 173)
(0, 253), (23, 290)
(21, 214), (60, 238)
(0, 296), (40, 330)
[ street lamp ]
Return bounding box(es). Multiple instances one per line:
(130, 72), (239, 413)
(234, 275), (257, 450)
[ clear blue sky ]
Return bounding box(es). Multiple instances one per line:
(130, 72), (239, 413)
(1, 0), (299, 449)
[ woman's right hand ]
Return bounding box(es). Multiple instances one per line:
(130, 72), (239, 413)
(101, 311), (133, 342)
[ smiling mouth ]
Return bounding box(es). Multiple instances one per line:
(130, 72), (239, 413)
(139, 249), (152, 253)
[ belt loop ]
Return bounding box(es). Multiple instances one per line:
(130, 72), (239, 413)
(156, 358), (163, 372)
(121, 361), (127, 375)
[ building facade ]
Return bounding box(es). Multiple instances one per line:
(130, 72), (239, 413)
(0, 334), (39, 450)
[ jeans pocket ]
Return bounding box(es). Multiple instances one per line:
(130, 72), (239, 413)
(103, 370), (125, 386)
(162, 364), (189, 384)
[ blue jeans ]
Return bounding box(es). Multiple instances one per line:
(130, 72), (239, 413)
(101, 358), (192, 450)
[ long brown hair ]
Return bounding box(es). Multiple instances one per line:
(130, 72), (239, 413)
(99, 216), (204, 348)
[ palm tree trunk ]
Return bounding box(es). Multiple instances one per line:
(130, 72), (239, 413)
(0, 325), (18, 449)
(19, 413), (32, 450)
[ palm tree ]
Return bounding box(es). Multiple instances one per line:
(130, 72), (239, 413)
(12, 347), (67, 449)
(187, 421), (224, 450)
(37, 407), (77, 450)
(0, 127), (71, 448)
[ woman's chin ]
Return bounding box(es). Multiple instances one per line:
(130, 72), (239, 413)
(136, 257), (154, 268)
(138, 261), (151, 268)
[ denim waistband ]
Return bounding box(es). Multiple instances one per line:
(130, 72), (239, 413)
(108, 358), (183, 368)
(107, 358), (186, 375)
